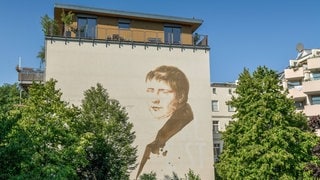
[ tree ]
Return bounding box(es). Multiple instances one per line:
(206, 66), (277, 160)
(0, 83), (24, 179)
(306, 115), (320, 178)
(37, 46), (45, 65)
(3, 80), (87, 179)
(61, 9), (75, 37)
(40, 14), (60, 36)
(141, 169), (201, 180)
(140, 171), (157, 180)
(37, 14), (60, 66)
(215, 66), (320, 179)
(76, 83), (137, 180)
(0, 83), (22, 142)
(185, 169), (201, 180)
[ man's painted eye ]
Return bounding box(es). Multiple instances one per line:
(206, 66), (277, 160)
(146, 88), (154, 93)
(159, 89), (173, 94)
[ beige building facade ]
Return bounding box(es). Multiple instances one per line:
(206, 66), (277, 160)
(283, 48), (320, 117)
(28, 3), (215, 180)
(210, 82), (236, 163)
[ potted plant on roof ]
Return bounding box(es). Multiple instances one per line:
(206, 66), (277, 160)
(61, 9), (75, 37)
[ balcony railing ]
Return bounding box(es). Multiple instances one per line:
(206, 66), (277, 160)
(304, 104), (320, 117)
(303, 80), (320, 94)
(288, 86), (306, 101)
(307, 57), (320, 70)
(57, 26), (209, 47)
(16, 67), (44, 83)
(284, 67), (304, 80)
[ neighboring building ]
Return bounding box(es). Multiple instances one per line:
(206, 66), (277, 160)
(19, 4), (213, 179)
(282, 48), (320, 118)
(16, 66), (44, 91)
(211, 82), (236, 163)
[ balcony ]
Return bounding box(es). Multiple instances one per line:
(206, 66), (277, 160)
(307, 57), (320, 70)
(16, 67), (44, 90)
(303, 80), (320, 94)
(287, 86), (306, 101)
(284, 67), (304, 80)
(304, 104), (320, 117)
(53, 26), (209, 47)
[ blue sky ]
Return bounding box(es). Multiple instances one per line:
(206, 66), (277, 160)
(1, 0), (320, 85)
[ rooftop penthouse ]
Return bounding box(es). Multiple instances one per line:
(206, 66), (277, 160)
(18, 4), (209, 88)
(52, 3), (209, 47)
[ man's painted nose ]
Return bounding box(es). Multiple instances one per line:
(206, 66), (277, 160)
(152, 99), (160, 104)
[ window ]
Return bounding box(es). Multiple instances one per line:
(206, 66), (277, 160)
(77, 16), (97, 39)
(212, 121), (219, 133)
(164, 25), (181, 44)
(294, 101), (304, 110)
(213, 143), (221, 162)
(311, 72), (320, 80)
(228, 105), (235, 112)
(212, 88), (216, 94)
(211, 100), (219, 112)
(118, 19), (130, 29)
(287, 81), (302, 89)
(311, 95), (320, 105)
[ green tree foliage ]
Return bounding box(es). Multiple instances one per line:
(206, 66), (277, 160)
(2, 80), (87, 179)
(140, 171), (157, 180)
(215, 66), (320, 179)
(0, 83), (24, 179)
(37, 46), (45, 64)
(38, 14), (60, 65)
(77, 83), (137, 180)
(61, 10), (74, 31)
(142, 169), (201, 180)
(0, 81), (138, 179)
(185, 169), (201, 180)
(0, 83), (22, 142)
(40, 14), (60, 36)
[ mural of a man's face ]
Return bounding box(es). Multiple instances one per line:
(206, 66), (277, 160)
(146, 79), (177, 120)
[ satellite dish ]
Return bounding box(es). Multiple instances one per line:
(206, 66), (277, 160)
(296, 43), (304, 52)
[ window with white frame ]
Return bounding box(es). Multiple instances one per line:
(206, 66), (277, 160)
(212, 100), (219, 112)
(212, 121), (219, 133)
(213, 143), (221, 162)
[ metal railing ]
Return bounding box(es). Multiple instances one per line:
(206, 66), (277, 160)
(17, 67), (44, 82)
(61, 26), (209, 46)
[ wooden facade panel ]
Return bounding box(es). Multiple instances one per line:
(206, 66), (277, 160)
(54, 7), (205, 46)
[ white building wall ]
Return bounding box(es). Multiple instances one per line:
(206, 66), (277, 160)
(46, 39), (213, 179)
(211, 83), (236, 175)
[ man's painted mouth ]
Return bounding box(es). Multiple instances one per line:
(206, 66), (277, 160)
(151, 106), (162, 111)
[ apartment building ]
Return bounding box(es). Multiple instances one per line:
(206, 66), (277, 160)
(211, 82), (236, 163)
(282, 48), (320, 118)
(18, 4), (213, 179)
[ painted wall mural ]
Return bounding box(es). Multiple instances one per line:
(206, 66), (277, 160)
(136, 65), (194, 178)
(45, 40), (213, 179)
